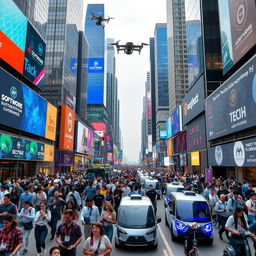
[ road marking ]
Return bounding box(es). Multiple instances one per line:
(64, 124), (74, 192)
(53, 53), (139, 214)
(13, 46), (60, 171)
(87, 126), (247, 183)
(163, 249), (170, 256)
(158, 225), (175, 256)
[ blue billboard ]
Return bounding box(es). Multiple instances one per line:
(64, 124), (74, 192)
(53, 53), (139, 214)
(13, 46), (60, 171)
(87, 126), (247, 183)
(0, 67), (47, 137)
(171, 105), (183, 137)
(166, 117), (172, 139)
(88, 58), (104, 73)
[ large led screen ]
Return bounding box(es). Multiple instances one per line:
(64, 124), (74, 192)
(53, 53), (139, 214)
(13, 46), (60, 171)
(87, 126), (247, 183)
(171, 105), (183, 137)
(0, 0), (46, 90)
(218, 0), (256, 73)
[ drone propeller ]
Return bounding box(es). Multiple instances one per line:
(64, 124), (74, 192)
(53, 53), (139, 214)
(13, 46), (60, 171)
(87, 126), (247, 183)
(110, 40), (120, 46)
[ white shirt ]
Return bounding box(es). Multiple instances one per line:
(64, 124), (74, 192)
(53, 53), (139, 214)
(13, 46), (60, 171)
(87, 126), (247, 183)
(84, 235), (112, 254)
(246, 199), (256, 217)
(34, 210), (51, 226)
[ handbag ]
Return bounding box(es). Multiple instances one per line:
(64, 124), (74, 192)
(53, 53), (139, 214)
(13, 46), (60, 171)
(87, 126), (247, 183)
(23, 221), (33, 230)
(84, 208), (92, 224)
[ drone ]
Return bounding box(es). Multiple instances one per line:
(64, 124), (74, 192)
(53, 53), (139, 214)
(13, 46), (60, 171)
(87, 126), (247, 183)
(110, 41), (149, 55)
(91, 13), (114, 28)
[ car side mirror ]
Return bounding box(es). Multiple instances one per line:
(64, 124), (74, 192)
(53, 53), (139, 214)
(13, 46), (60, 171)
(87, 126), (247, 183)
(157, 217), (161, 224)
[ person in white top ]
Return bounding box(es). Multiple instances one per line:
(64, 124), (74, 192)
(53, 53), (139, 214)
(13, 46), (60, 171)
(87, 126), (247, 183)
(246, 192), (256, 234)
(83, 222), (112, 256)
(34, 202), (51, 256)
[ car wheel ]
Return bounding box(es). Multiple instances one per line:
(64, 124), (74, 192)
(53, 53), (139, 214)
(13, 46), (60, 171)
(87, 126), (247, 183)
(170, 225), (178, 242)
(206, 238), (213, 245)
(165, 213), (169, 227)
(115, 241), (121, 248)
(151, 241), (158, 249)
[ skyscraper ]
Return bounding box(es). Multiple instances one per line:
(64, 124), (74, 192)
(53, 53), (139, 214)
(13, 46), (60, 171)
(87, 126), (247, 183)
(166, 0), (188, 113)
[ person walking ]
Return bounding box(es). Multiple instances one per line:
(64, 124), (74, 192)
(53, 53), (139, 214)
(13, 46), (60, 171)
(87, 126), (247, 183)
(215, 194), (229, 240)
(100, 202), (116, 242)
(0, 194), (17, 229)
(48, 191), (66, 240)
(246, 192), (256, 234)
(81, 199), (100, 239)
(83, 223), (112, 256)
(35, 187), (47, 213)
(0, 214), (23, 256)
(18, 201), (35, 255)
(19, 187), (34, 211)
(34, 202), (51, 256)
(146, 185), (158, 215)
(93, 188), (105, 215)
(10, 187), (20, 207)
(55, 209), (82, 256)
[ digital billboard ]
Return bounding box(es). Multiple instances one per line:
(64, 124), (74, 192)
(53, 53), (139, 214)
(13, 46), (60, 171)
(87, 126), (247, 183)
(206, 55), (256, 140)
(63, 87), (76, 112)
(0, 133), (54, 161)
(160, 125), (167, 139)
(168, 138), (173, 157)
(182, 75), (205, 125)
(171, 105), (183, 137)
(191, 151), (200, 166)
(0, 68), (57, 140)
(186, 114), (206, 152)
(218, 0), (256, 73)
(166, 117), (172, 139)
(208, 137), (256, 167)
(0, 0), (46, 90)
(173, 131), (187, 154)
(59, 105), (75, 151)
(88, 58), (104, 73)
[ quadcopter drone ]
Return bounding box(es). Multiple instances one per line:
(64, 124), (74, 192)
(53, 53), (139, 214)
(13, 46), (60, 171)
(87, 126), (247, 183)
(110, 41), (149, 55)
(91, 13), (114, 28)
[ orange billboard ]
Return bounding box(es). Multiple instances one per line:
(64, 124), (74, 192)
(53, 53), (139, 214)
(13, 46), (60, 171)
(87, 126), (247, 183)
(45, 103), (57, 141)
(168, 138), (173, 157)
(59, 105), (75, 151)
(44, 144), (55, 162)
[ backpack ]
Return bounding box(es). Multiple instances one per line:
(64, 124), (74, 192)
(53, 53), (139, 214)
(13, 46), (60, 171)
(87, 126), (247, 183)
(231, 197), (248, 215)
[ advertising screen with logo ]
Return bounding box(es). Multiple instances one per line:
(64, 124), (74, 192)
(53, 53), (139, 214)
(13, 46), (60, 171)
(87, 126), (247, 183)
(76, 122), (89, 154)
(206, 55), (256, 140)
(218, 0), (256, 74)
(186, 114), (206, 152)
(0, 68), (57, 140)
(88, 58), (104, 73)
(182, 75), (205, 125)
(59, 105), (75, 151)
(63, 87), (76, 112)
(166, 117), (172, 139)
(208, 137), (256, 167)
(173, 131), (187, 154)
(171, 105), (183, 137)
(0, 0), (46, 90)
(0, 133), (54, 161)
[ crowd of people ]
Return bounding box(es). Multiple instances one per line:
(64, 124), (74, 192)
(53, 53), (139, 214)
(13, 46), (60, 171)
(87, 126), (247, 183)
(0, 168), (254, 256)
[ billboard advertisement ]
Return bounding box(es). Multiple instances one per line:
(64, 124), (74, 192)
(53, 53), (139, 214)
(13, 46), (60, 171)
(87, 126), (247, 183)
(0, 0), (46, 90)
(160, 125), (167, 139)
(168, 138), (173, 157)
(173, 131), (187, 154)
(180, 153), (187, 167)
(147, 91), (151, 119)
(166, 117), (172, 139)
(0, 68), (57, 140)
(208, 137), (256, 167)
(186, 114), (206, 152)
(0, 133), (54, 161)
(182, 75), (205, 125)
(218, 0), (256, 73)
(171, 105), (183, 137)
(206, 55), (256, 140)
(88, 58), (104, 73)
(59, 105), (75, 151)
(92, 122), (106, 133)
(191, 151), (200, 166)
(148, 135), (153, 153)
(63, 87), (76, 112)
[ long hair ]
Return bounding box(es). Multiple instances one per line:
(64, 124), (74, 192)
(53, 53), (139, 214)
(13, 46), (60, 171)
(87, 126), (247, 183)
(234, 206), (248, 230)
(90, 223), (106, 246)
(103, 201), (114, 213)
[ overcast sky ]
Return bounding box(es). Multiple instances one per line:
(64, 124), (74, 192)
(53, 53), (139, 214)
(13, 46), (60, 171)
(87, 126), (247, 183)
(86, 0), (167, 164)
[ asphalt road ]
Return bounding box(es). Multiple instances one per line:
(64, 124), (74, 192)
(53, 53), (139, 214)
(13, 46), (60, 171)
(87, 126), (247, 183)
(26, 199), (253, 256)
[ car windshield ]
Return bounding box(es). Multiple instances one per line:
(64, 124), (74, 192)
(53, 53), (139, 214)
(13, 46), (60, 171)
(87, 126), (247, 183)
(118, 205), (155, 228)
(145, 181), (159, 190)
(176, 201), (211, 223)
(166, 187), (184, 195)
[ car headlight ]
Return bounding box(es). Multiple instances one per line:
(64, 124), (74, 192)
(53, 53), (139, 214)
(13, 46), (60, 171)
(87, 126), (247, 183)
(175, 220), (186, 231)
(117, 228), (127, 235)
(203, 223), (213, 234)
(146, 229), (155, 235)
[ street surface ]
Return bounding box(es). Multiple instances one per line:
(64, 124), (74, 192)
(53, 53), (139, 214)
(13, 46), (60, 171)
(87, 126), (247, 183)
(25, 199), (237, 256)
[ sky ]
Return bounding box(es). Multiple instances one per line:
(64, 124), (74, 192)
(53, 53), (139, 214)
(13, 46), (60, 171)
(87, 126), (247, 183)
(86, 0), (167, 164)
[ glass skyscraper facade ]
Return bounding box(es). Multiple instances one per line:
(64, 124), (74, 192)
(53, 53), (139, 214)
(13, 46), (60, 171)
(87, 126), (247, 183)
(13, 0), (49, 39)
(85, 4), (105, 105)
(166, 0), (188, 113)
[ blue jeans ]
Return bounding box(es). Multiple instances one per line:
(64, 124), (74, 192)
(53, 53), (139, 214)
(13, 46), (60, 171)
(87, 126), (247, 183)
(248, 215), (256, 234)
(34, 225), (48, 253)
(103, 225), (114, 242)
(0, 253), (19, 256)
(49, 214), (60, 237)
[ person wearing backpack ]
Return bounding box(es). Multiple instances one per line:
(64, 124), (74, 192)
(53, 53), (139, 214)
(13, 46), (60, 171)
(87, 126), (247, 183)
(246, 192), (256, 234)
(227, 190), (246, 215)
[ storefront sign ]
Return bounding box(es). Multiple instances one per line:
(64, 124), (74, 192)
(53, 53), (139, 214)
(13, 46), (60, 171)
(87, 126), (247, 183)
(173, 131), (187, 154)
(206, 55), (256, 140)
(218, 0), (256, 73)
(186, 114), (206, 152)
(191, 151), (200, 166)
(182, 75), (205, 124)
(208, 137), (256, 167)
(0, 0), (46, 90)
(0, 133), (53, 161)
(59, 105), (75, 151)
(0, 68), (57, 140)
